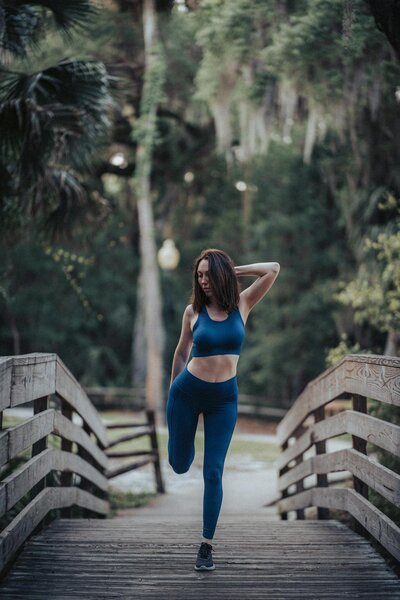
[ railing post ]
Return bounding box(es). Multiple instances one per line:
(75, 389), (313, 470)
(31, 395), (51, 530)
(146, 409), (165, 494)
(293, 423), (306, 519)
(313, 406), (330, 520)
(60, 400), (73, 518)
(78, 422), (96, 518)
(295, 454), (305, 519)
(351, 393), (369, 537)
(279, 439), (289, 520)
(31, 395), (50, 495)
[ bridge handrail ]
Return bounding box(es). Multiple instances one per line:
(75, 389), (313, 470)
(274, 353), (400, 562)
(0, 353), (110, 573)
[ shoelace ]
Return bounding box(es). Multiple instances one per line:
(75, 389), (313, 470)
(199, 543), (215, 558)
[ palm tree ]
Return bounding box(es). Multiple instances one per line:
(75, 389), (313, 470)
(0, 0), (113, 241)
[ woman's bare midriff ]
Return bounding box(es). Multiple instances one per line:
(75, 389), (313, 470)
(187, 355), (239, 383)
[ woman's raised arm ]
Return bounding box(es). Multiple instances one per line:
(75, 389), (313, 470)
(235, 262), (280, 311)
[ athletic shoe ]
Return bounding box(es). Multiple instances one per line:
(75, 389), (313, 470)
(194, 542), (215, 570)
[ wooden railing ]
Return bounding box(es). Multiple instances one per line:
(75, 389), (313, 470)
(274, 354), (400, 562)
(105, 411), (165, 492)
(0, 353), (164, 575)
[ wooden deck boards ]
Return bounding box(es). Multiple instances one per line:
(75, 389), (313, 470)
(0, 515), (399, 599)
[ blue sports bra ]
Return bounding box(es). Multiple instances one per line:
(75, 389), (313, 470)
(191, 304), (245, 358)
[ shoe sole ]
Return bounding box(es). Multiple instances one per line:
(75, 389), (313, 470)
(194, 564), (215, 570)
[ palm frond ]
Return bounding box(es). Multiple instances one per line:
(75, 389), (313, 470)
(23, 0), (95, 31)
(0, 97), (86, 183)
(37, 168), (110, 242)
(0, 59), (113, 170)
(0, 3), (41, 58)
(0, 1), (96, 59)
(0, 59), (112, 115)
(0, 97), (53, 180)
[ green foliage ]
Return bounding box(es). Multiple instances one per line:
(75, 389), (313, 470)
(231, 145), (344, 400)
(263, 0), (384, 98)
(334, 193), (400, 334)
(325, 337), (363, 368)
(0, 205), (138, 386)
(194, 0), (277, 103)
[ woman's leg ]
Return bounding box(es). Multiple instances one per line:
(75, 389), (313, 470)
(166, 382), (200, 474)
(202, 397), (238, 540)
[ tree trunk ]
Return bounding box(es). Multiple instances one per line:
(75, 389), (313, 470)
(5, 306), (21, 355)
(384, 329), (399, 356)
(131, 266), (147, 390)
(130, 0), (166, 422)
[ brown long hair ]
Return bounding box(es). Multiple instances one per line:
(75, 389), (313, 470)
(190, 248), (240, 314)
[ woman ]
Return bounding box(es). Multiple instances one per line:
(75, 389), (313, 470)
(166, 248), (280, 571)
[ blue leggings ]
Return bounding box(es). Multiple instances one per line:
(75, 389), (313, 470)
(166, 366), (238, 539)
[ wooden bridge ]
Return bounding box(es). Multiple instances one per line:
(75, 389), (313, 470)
(0, 353), (399, 598)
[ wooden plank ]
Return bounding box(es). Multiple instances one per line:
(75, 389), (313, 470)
(55, 357), (108, 448)
(0, 410), (107, 470)
(0, 448), (109, 517)
(53, 412), (108, 469)
(107, 428), (152, 448)
(278, 448), (400, 507)
(343, 356), (400, 406)
(0, 517), (398, 599)
(106, 456), (155, 479)
(1, 409), (55, 466)
(106, 450), (155, 458)
(0, 487), (109, 572)
(275, 410), (400, 471)
(10, 354), (57, 408)
(277, 487), (400, 561)
(106, 421), (149, 429)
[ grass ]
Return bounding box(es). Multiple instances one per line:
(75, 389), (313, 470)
(108, 486), (157, 518)
(102, 410), (281, 464)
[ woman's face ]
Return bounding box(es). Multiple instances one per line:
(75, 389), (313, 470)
(197, 258), (212, 296)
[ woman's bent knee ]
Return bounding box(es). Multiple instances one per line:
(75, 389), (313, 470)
(169, 458), (191, 474)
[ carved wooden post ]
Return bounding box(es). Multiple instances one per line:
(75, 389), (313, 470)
(146, 408), (165, 493)
(314, 406), (330, 519)
(60, 400), (73, 518)
(351, 393), (369, 536)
